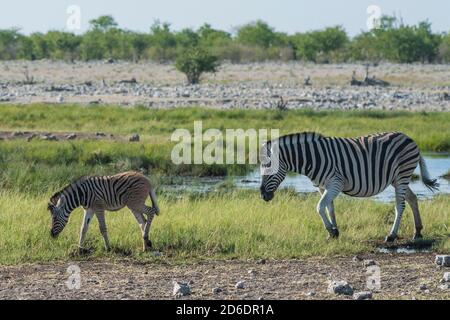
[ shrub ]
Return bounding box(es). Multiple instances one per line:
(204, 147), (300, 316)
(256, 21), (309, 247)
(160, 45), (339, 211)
(175, 47), (219, 84)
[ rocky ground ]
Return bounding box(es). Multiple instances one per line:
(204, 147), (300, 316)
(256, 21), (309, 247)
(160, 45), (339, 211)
(0, 61), (449, 110)
(0, 253), (448, 300)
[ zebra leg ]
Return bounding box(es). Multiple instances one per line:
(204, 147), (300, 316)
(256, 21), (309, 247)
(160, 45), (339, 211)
(130, 209), (149, 252)
(95, 210), (110, 251)
(328, 201), (337, 229)
(319, 188), (337, 229)
(79, 209), (94, 250)
(142, 206), (157, 249)
(385, 185), (407, 242)
(317, 181), (342, 238)
(406, 187), (423, 240)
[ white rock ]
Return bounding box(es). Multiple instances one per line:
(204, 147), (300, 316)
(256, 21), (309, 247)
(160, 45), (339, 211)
(235, 281), (245, 289)
(439, 284), (449, 290)
(173, 281), (191, 297)
(364, 259), (376, 267)
(435, 255), (450, 267)
(353, 291), (373, 300)
(327, 281), (354, 296)
(443, 272), (450, 282)
(151, 251), (162, 257)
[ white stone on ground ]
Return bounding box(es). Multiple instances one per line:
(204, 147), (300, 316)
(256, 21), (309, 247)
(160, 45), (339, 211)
(353, 291), (373, 300)
(327, 281), (354, 295)
(173, 281), (191, 297)
(435, 255), (450, 267)
(363, 259), (376, 267)
(443, 272), (450, 282)
(248, 269), (257, 276)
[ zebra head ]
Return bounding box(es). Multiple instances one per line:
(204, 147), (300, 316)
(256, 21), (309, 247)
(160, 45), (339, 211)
(48, 193), (69, 238)
(259, 141), (287, 202)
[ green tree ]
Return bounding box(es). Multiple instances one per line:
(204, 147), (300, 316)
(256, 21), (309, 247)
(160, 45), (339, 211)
(236, 20), (278, 48)
(129, 33), (150, 61)
(198, 24), (231, 47)
(175, 47), (219, 84)
(149, 21), (177, 61)
(175, 28), (199, 49)
(291, 26), (348, 62)
(80, 30), (105, 60)
(29, 32), (51, 59)
(89, 15), (118, 31)
(438, 33), (450, 62)
(0, 28), (21, 59)
(103, 28), (122, 58)
(54, 32), (82, 62)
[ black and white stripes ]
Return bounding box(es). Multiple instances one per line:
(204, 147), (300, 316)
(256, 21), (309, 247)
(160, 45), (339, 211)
(260, 132), (438, 241)
(48, 171), (159, 252)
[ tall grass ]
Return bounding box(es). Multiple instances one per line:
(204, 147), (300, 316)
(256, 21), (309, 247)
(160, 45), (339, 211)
(0, 190), (448, 265)
(0, 140), (250, 195)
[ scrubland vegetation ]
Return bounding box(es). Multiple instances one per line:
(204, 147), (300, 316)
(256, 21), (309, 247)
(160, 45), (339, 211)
(1, 15), (449, 64)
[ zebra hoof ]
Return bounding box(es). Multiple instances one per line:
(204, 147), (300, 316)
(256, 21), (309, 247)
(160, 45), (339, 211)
(328, 228), (340, 239)
(143, 239), (152, 251)
(413, 233), (423, 240)
(384, 234), (397, 243)
(78, 247), (91, 255)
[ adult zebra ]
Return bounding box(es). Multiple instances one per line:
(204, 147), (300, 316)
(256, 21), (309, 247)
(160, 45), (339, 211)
(48, 171), (159, 252)
(259, 132), (439, 242)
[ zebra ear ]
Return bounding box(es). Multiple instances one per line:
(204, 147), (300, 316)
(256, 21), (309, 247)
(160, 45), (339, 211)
(58, 194), (67, 205)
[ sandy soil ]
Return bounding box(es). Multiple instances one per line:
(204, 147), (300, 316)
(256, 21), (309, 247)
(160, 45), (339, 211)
(0, 253), (448, 300)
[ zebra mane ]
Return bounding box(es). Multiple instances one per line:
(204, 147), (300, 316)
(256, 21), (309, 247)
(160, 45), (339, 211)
(49, 176), (89, 205)
(277, 132), (324, 146)
(261, 132), (324, 159)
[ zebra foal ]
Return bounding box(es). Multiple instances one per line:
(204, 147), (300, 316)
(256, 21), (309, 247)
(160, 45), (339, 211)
(259, 132), (439, 242)
(48, 171), (159, 252)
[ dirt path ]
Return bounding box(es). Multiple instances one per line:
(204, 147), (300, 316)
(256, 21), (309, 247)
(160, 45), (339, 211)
(0, 253), (448, 300)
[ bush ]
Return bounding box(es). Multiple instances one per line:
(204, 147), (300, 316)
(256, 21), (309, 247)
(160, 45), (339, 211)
(438, 34), (450, 63)
(175, 47), (219, 84)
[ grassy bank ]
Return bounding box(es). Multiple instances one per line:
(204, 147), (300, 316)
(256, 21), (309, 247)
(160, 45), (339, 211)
(0, 190), (448, 265)
(0, 104), (449, 152)
(1, 104), (449, 195)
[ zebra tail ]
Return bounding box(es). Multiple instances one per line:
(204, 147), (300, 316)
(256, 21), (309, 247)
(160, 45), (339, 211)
(149, 189), (160, 215)
(419, 156), (439, 192)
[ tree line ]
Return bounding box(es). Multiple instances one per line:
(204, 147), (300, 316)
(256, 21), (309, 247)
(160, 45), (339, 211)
(1, 15), (449, 64)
